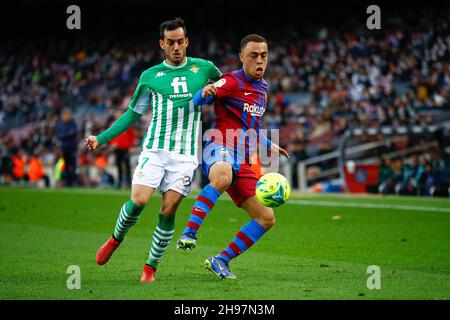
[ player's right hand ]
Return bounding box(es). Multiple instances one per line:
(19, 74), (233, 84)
(202, 84), (216, 98)
(85, 135), (99, 151)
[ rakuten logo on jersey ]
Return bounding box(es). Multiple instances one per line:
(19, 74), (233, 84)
(243, 103), (266, 117)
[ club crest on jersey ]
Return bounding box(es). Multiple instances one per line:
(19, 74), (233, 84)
(243, 103), (266, 117)
(190, 65), (199, 73)
(214, 78), (226, 88)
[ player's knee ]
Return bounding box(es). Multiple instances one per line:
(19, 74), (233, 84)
(131, 193), (149, 207)
(210, 173), (232, 192)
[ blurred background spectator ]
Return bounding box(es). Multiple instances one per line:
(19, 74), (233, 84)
(109, 110), (136, 189)
(55, 108), (78, 187)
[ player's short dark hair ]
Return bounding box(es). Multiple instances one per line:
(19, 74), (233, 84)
(159, 17), (187, 39)
(240, 34), (268, 51)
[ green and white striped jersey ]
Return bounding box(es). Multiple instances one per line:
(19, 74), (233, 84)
(129, 57), (221, 162)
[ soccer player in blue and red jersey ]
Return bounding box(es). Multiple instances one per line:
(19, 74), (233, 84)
(177, 34), (289, 279)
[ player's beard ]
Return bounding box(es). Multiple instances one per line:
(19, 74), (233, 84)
(170, 50), (185, 65)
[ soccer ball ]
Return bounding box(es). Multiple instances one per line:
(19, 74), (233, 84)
(255, 172), (291, 208)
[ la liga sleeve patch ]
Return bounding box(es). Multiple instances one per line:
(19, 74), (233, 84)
(214, 78), (226, 88)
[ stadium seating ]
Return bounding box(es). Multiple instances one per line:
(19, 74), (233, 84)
(1, 13), (449, 194)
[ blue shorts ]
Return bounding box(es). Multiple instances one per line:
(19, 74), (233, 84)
(201, 142), (259, 206)
(202, 142), (241, 178)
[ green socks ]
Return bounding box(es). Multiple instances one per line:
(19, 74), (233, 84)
(113, 200), (145, 241)
(112, 203), (175, 269)
(146, 213), (175, 269)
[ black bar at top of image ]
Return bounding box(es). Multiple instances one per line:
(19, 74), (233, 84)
(1, 0), (449, 38)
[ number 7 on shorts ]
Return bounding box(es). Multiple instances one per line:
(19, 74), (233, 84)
(140, 157), (150, 169)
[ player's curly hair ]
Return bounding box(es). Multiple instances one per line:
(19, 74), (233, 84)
(240, 34), (268, 51)
(159, 17), (187, 39)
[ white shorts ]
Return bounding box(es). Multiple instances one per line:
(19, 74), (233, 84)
(132, 149), (197, 197)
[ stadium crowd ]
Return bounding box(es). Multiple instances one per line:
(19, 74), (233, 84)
(369, 151), (450, 196)
(0, 13), (449, 195)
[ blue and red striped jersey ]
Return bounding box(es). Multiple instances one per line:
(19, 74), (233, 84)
(198, 68), (271, 159)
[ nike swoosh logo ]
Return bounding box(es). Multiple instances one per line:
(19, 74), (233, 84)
(244, 92), (252, 95)
(214, 259), (224, 271)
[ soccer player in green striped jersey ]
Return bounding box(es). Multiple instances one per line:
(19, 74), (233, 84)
(84, 18), (221, 282)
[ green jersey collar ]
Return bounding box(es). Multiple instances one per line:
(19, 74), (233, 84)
(163, 57), (189, 69)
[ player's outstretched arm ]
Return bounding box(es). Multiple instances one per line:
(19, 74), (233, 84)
(84, 108), (141, 152)
(259, 132), (274, 152)
(259, 133), (289, 159)
(270, 143), (290, 159)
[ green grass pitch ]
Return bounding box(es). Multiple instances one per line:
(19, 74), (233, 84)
(0, 187), (449, 300)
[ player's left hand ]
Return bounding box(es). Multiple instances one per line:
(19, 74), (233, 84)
(271, 143), (290, 159)
(202, 84), (217, 98)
